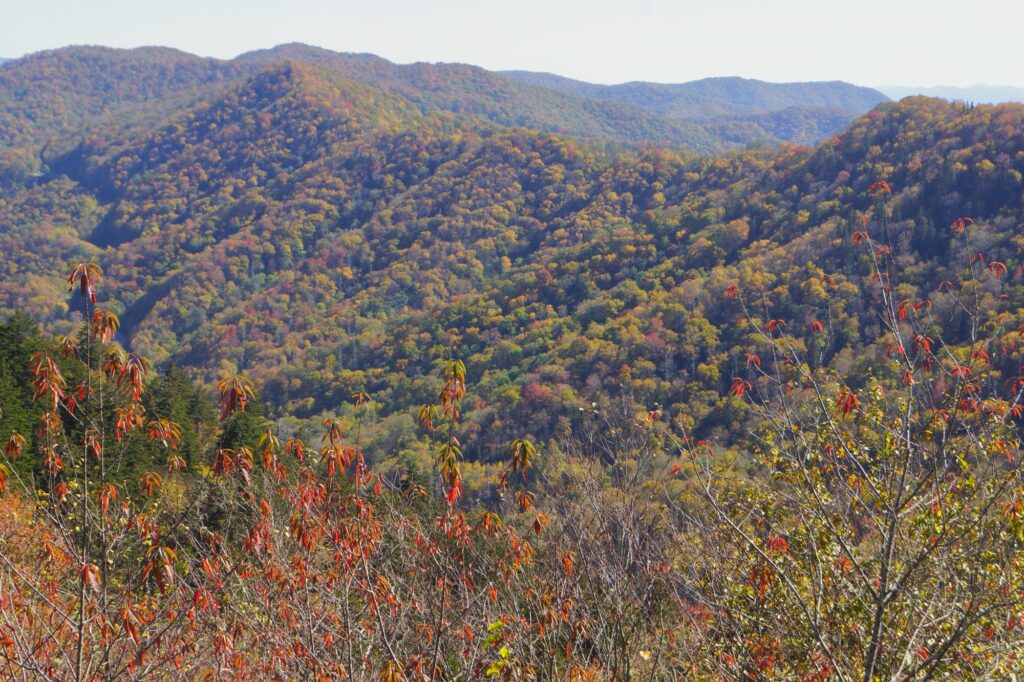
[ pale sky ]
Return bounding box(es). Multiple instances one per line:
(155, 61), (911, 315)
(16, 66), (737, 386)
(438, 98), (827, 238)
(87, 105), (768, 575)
(1, 0), (1021, 88)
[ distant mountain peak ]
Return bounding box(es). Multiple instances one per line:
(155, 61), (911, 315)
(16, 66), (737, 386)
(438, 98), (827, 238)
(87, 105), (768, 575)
(878, 84), (1024, 105)
(236, 43), (389, 66)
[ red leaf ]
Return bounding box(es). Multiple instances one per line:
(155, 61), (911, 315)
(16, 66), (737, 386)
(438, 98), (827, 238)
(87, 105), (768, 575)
(868, 180), (892, 195)
(82, 563), (101, 593)
(730, 377), (751, 398)
(950, 217), (973, 233)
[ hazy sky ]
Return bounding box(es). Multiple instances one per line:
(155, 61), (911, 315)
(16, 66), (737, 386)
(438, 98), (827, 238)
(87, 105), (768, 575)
(2, 0), (1021, 87)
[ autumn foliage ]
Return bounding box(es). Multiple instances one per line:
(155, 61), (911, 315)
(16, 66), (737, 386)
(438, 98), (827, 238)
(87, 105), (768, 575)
(1, 170), (1024, 679)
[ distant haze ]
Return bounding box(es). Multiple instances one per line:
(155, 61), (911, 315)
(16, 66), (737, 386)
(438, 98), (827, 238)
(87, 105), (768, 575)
(879, 85), (1024, 105)
(1, 0), (1022, 89)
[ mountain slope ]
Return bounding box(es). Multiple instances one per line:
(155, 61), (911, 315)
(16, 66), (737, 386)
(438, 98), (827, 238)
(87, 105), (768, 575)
(3, 94), (1024, 457)
(0, 46), (246, 148)
(0, 46), (250, 183)
(2, 60), (458, 321)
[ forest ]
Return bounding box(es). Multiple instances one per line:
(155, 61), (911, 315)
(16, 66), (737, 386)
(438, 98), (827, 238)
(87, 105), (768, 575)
(0, 46), (1023, 679)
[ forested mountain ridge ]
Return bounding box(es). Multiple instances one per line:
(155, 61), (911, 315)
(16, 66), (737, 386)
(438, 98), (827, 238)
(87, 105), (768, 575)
(0, 46), (256, 147)
(3, 77), (1024, 462)
(0, 42), (885, 180)
(499, 70), (888, 147)
(502, 70), (888, 120)
(234, 43), (722, 148)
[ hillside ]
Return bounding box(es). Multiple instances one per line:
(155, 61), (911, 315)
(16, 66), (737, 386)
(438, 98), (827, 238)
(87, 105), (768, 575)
(0, 46), (245, 145)
(3, 86), (1024, 460)
(0, 46), (250, 183)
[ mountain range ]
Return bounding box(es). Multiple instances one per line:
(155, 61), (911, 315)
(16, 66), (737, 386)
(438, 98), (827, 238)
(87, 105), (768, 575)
(1, 45), (1023, 458)
(502, 70), (886, 119)
(0, 44), (887, 164)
